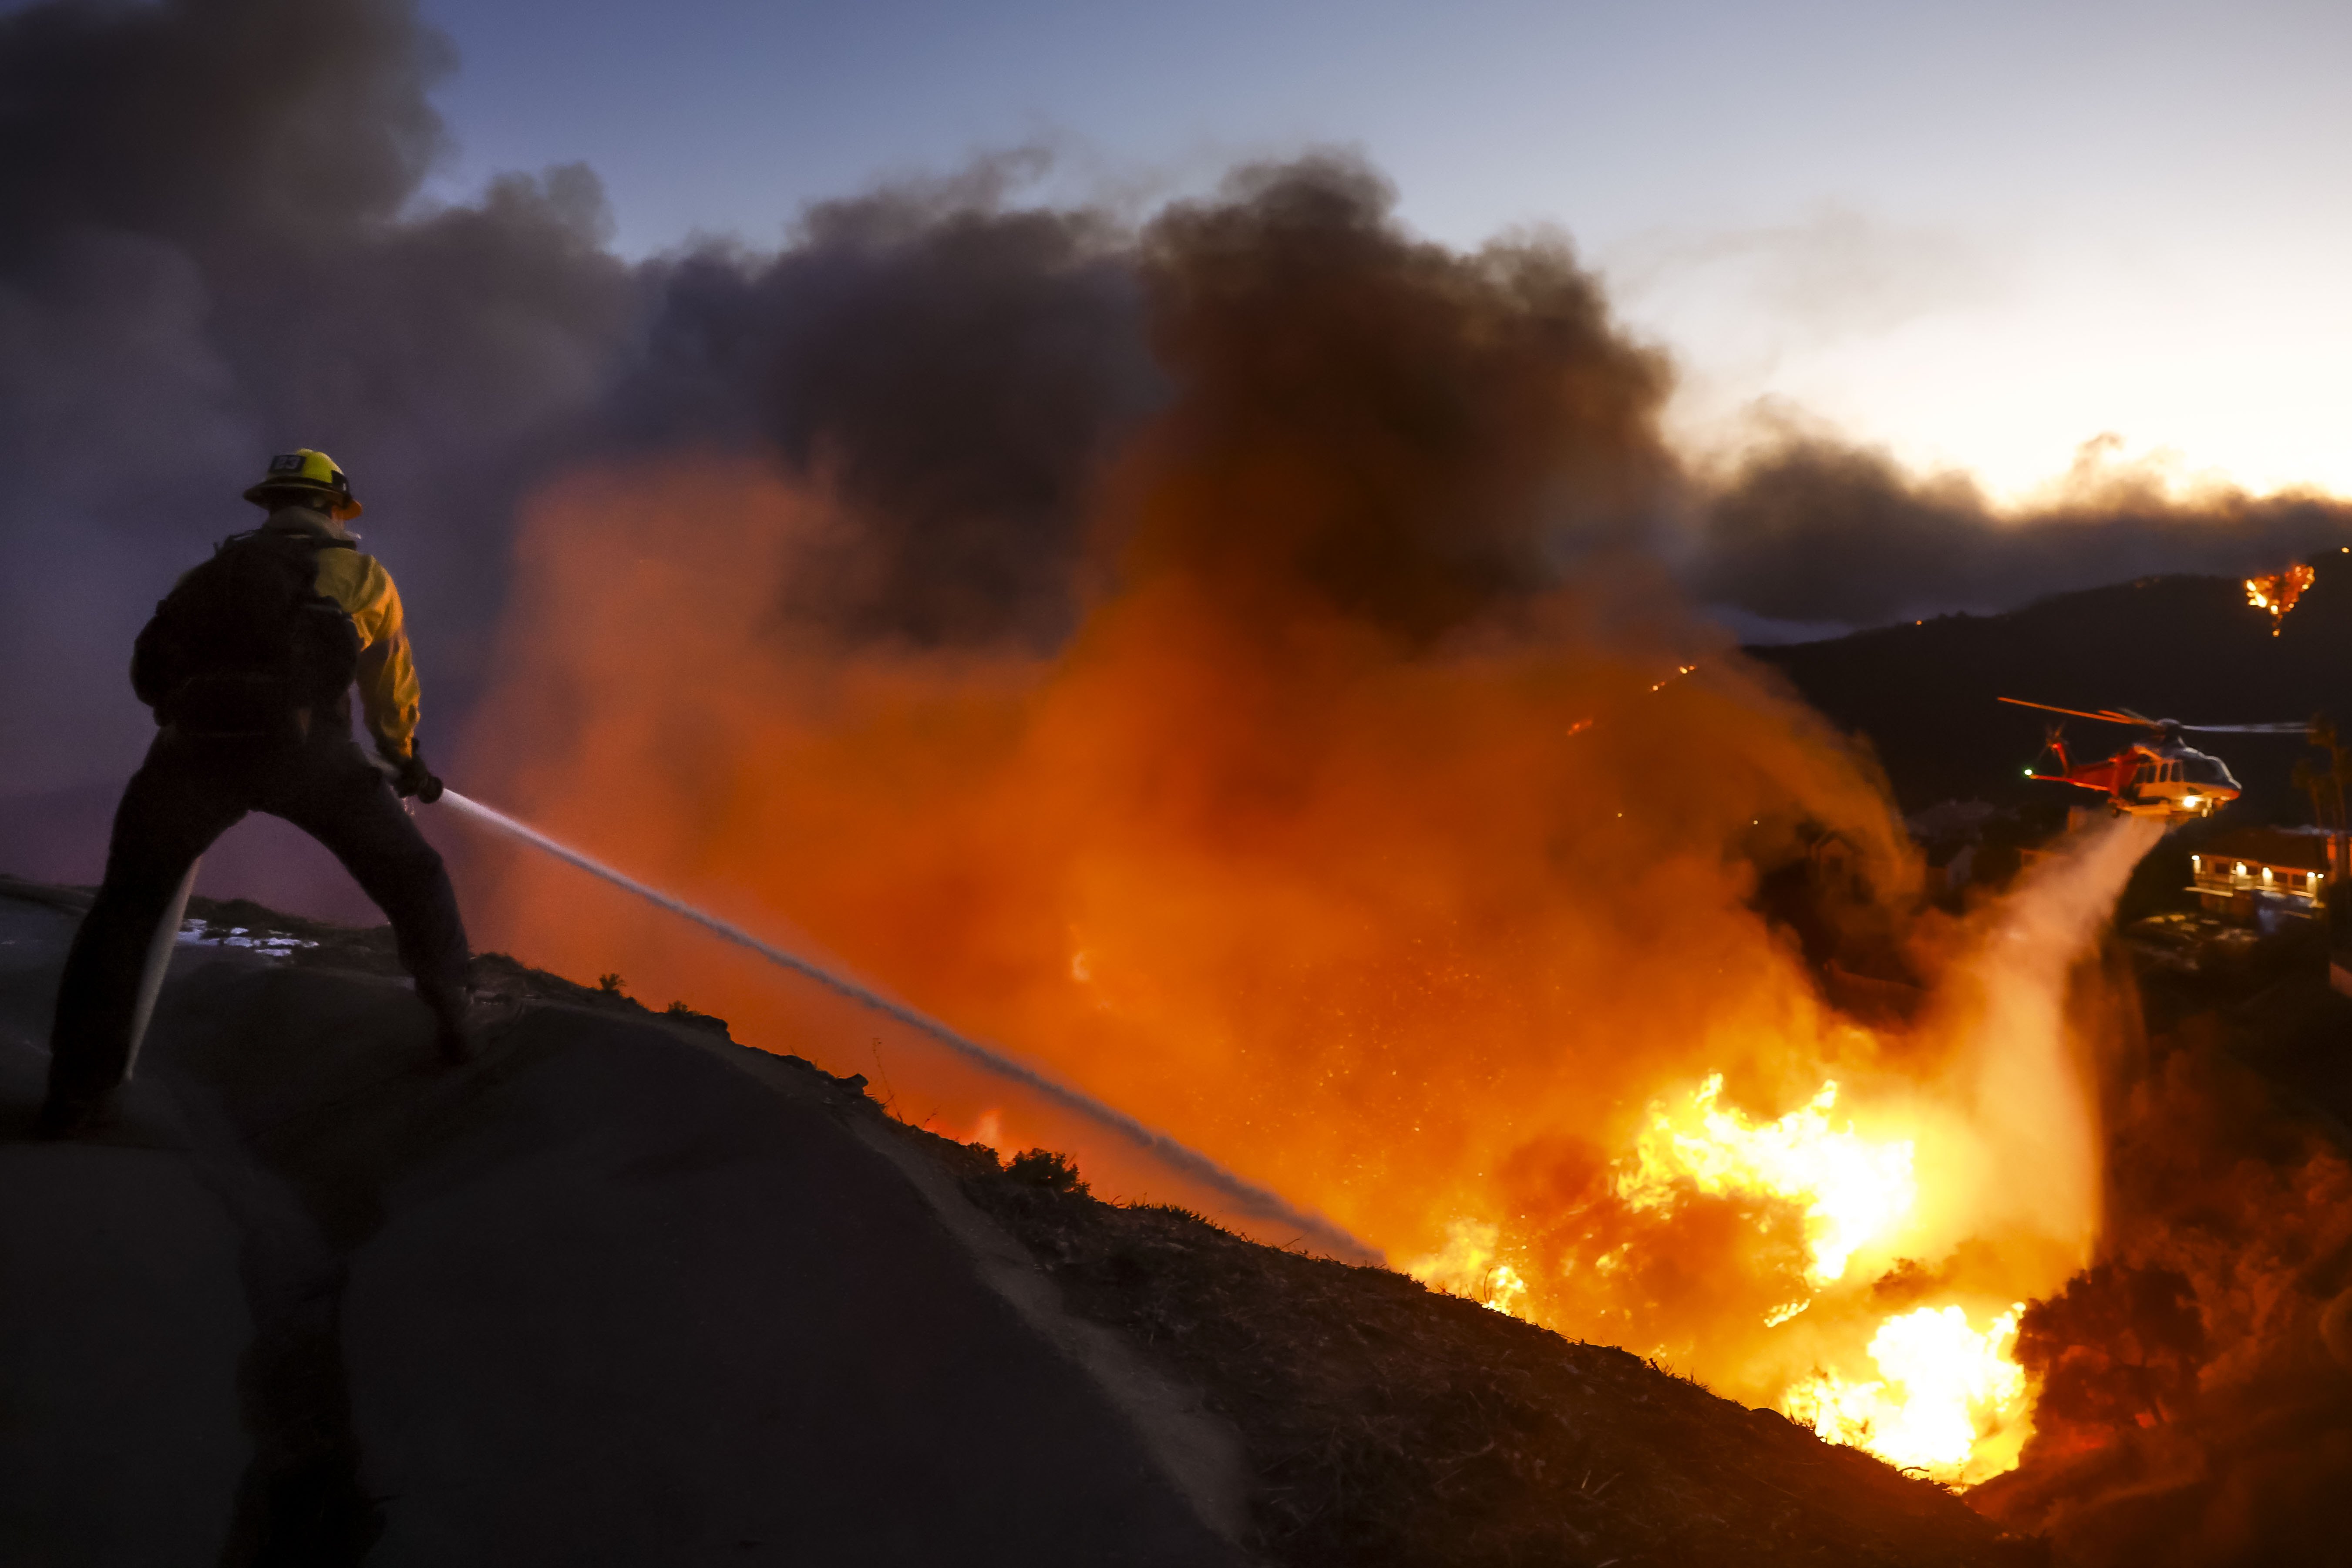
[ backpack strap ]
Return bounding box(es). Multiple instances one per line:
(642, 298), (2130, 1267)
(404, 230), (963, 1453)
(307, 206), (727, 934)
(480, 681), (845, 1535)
(216, 527), (356, 558)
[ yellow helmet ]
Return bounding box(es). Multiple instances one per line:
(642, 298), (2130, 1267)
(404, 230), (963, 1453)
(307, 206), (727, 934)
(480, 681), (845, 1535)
(242, 448), (362, 518)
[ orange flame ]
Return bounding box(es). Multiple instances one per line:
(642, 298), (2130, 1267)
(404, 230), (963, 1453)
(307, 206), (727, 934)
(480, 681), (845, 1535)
(1787, 1304), (2028, 1481)
(1620, 1074), (1915, 1289)
(2245, 563), (2315, 634)
(1405, 1220), (1530, 1316)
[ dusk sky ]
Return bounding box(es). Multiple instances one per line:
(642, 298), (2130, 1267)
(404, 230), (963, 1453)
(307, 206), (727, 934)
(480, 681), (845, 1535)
(411, 0), (2352, 501)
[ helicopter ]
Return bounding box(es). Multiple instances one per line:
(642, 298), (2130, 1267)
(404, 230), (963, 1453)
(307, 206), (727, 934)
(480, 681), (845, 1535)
(1999, 698), (2310, 823)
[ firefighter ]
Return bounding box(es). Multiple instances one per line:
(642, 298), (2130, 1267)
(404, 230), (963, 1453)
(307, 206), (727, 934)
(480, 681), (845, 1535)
(40, 450), (474, 1135)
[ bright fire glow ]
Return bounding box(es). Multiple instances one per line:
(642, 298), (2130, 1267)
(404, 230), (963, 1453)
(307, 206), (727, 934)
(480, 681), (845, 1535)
(2245, 563), (2315, 635)
(1784, 1305), (2028, 1483)
(1406, 1219), (1530, 1316)
(1388, 1073), (2042, 1483)
(471, 442), (2135, 1505)
(1619, 1074), (1915, 1286)
(1613, 1072), (2037, 1483)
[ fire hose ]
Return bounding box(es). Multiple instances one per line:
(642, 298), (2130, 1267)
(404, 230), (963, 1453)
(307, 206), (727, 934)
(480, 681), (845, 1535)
(435, 789), (1368, 1258)
(111, 770), (1362, 1254)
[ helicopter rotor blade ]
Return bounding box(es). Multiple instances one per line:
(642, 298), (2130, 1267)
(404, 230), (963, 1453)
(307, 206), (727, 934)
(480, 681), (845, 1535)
(1999, 697), (2157, 728)
(2175, 722), (2313, 734)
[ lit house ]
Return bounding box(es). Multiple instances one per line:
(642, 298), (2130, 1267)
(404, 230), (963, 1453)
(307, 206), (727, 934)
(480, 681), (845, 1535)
(2189, 828), (2338, 925)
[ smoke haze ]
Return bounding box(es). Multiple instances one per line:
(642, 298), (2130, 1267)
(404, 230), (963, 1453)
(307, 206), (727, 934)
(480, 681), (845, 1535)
(449, 163), (2149, 1459)
(600, 156), (1162, 648)
(1698, 434), (2352, 630)
(0, 0), (1168, 906)
(19, 0), (2352, 1531)
(8, 0), (2352, 908)
(0, 0), (631, 909)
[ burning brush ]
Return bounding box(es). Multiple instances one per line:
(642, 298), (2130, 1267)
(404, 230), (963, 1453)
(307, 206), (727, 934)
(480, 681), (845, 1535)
(2245, 563), (2315, 634)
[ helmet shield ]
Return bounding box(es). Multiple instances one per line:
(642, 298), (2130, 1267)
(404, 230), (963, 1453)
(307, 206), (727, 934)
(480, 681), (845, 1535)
(242, 448), (362, 518)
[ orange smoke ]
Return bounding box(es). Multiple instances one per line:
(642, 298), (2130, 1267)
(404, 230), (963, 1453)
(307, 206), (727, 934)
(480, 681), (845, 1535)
(456, 166), (2122, 1481)
(464, 450), (1901, 1235)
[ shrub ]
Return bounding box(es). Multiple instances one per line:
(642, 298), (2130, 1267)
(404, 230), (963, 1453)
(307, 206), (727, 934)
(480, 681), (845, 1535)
(1006, 1147), (1089, 1197)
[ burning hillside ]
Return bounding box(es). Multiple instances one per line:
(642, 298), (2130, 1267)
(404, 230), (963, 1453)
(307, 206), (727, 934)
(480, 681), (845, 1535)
(454, 163), (2223, 1493)
(2245, 563), (2314, 634)
(4, 0), (2351, 1554)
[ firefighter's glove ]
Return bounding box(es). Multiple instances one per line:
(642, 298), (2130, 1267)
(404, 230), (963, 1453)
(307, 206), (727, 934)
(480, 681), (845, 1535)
(390, 750), (444, 804)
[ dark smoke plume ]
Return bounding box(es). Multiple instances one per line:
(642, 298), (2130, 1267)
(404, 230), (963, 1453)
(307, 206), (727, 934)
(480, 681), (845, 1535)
(0, 0), (1160, 902)
(9, 0), (2352, 911)
(1126, 158), (1677, 645)
(0, 0), (630, 905)
(602, 159), (1163, 648)
(1696, 436), (2352, 630)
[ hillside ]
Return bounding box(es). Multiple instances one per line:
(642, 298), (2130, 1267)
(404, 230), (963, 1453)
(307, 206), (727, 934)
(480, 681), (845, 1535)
(1749, 570), (2352, 821)
(950, 1143), (2037, 1567)
(0, 877), (2032, 1566)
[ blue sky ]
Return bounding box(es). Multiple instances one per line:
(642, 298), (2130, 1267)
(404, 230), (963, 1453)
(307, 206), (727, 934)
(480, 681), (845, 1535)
(415, 0), (2352, 498)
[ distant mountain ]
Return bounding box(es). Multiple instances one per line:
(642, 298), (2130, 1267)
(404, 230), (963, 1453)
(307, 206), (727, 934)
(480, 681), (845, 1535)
(1749, 567), (2352, 824)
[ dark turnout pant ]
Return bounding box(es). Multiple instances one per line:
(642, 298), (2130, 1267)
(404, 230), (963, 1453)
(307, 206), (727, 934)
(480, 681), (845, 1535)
(46, 725), (469, 1112)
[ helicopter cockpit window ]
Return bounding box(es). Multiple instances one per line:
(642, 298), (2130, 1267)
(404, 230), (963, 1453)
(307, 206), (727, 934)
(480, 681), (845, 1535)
(2181, 752), (2239, 790)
